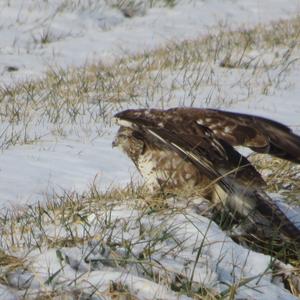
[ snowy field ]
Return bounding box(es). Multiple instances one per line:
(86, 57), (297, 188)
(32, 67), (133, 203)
(1, 0), (300, 86)
(0, 0), (300, 299)
(0, 0), (300, 207)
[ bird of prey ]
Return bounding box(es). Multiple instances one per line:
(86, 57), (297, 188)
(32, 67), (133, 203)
(112, 107), (300, 246)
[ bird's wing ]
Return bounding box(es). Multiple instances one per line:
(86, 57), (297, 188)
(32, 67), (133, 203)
(115, 107), (300, 163)
(173, 108), (300, 163)
(115, 111), (265, 192)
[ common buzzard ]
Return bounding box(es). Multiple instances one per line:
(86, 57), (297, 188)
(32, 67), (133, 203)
(112, 108), (300, 244)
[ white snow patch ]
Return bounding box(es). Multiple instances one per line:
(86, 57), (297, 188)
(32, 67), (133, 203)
(5, 204), (297, 300)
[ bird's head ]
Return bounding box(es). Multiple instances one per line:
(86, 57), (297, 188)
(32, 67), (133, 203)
(112, 126), (145, 161)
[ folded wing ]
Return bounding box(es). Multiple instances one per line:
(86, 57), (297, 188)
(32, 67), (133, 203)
(114, 108), (300, 243)
(178, 108), (300, 163)
(115, 109), (266, 192)
(116, 108), (300, 163)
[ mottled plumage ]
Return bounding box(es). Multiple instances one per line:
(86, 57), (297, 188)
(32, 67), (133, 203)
(112, 108), (300, 244)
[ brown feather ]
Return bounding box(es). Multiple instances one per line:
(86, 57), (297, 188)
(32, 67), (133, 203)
(115, 108), (300, 163)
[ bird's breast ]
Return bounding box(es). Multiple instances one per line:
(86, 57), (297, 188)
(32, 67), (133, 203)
(137, 149), (211, 193)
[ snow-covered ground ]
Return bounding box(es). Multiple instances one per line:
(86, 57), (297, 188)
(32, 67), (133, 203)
(1, 198), (299, 300)
(0, 1), (300, 299)
(0, 0), (300, 208)
(1, 0), (300, 86)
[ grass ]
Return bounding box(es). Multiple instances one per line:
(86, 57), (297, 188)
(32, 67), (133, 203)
(1, 16), (300, 150)
(0, 190), (221, 298)
(249, 155), (300, 205)
(0, 13), (300, 300)
(19, 0), (179, 18)
(32, 28), (70, 45)
(0, 185), (214, 298)
(0, 156), (299, 298)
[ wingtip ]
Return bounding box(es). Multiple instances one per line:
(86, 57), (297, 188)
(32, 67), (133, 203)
(113, 109), (130, 119)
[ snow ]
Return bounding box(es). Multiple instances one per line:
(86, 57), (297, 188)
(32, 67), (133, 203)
(0, 0), (300, 299)
(0, 284), (19, 300)
(0, 131), (135, 207)
(2, 203), (298, 299)
(1, 0), (300, 86)
(0, 0), (299, 207)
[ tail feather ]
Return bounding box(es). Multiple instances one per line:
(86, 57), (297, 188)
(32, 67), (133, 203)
(252, 190), (300, 243)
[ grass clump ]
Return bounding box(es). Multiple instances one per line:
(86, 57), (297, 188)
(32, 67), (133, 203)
(0, 170), (299, 298)
(1, 16), (300, 150)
